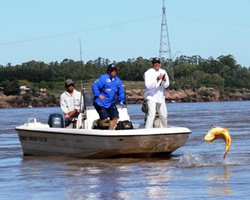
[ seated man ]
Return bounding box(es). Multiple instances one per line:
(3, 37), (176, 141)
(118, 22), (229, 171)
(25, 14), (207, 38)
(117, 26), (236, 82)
(60, 79), (83, 128)
(92, 64), (125, 130)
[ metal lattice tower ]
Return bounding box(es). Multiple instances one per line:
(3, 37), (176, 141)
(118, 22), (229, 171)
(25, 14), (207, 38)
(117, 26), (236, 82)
(159, 0), (174, 80)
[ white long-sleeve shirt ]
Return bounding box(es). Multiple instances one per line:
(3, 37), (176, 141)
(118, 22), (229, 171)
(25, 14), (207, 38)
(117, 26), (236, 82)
(144, 68), (170, 103)
(60, 89), (83, 114)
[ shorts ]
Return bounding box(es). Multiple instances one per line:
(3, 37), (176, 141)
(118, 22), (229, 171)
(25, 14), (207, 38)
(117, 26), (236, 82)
(95, 104), (119, 120)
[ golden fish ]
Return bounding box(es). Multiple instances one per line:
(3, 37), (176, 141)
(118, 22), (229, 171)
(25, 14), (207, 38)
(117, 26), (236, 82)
(204, 127), (231, 159)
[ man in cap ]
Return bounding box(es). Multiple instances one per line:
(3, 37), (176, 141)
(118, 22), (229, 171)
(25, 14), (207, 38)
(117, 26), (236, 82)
(60, 79), (83, 128)
(92, 63), (125, 130)
(144, 57), (170, 128)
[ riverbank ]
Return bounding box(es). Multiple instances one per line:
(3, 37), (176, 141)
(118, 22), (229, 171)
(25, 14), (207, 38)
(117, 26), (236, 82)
(126, 87), (250, 103)
(0, 87), (250, 108)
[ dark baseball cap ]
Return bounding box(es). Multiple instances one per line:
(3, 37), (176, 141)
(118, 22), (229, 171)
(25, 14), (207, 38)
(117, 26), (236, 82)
(107, 64), (117, 73)
(152, 57), (161, 64)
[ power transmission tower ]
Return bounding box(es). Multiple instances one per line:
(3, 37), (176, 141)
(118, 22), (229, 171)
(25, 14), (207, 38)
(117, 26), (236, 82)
(159, 0), (174, 81)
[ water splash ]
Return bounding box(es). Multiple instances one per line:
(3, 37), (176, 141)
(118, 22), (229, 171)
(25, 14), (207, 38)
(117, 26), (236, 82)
(177, 152), (250, 168)
(178, 152), (227, 168)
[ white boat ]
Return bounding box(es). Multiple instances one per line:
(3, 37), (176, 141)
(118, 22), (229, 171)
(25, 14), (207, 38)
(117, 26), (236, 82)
(15, 92), (191, 159)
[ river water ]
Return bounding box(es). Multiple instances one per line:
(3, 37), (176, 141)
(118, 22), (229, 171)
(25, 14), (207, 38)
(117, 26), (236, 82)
(0, 101), (250, 200)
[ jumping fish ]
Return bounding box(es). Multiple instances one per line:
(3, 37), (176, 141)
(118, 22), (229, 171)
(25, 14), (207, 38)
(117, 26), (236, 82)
(204, 127), (232, 159)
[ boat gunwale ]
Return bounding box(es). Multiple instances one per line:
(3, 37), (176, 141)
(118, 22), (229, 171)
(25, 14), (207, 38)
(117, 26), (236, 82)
(15, 126), (191, 137)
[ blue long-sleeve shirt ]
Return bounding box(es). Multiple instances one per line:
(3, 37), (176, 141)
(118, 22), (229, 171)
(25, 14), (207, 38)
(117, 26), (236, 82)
(92, 74), (125, 108)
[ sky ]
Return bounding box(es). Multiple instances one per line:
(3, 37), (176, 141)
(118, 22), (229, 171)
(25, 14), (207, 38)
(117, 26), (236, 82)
(1, 0), (250, 67)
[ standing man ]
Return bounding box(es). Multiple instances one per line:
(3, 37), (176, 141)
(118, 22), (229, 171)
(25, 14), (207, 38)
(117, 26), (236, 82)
(144, 57), (170, 128)
(60, 79), (83, 128)
(92, 64), (125, 130)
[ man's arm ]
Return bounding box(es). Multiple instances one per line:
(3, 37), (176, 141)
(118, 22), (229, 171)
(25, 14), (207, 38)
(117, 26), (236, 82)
(144, 70), (158, 89)
(92, 77), (102, 97)
(117, 80), (125, 103)
(60, 93), (68, 114)
(67, 109), (78, 118)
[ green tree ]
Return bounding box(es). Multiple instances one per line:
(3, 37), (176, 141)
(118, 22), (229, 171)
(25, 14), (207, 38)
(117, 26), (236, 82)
(2, 79), (20, 95)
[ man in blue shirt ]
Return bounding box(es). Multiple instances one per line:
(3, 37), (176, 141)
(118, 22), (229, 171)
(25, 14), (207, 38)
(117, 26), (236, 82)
(92, 64), (125, 130)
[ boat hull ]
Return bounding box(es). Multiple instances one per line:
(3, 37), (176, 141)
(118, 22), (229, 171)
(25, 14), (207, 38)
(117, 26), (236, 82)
(16, 125), (191, 158)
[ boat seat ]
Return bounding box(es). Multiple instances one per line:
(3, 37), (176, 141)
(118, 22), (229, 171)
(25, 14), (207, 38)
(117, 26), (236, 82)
(84, 106), (100, 129)
(92, 119), (110, 129)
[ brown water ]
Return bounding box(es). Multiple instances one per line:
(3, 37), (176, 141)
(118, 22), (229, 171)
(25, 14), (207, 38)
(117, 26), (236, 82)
(1, 101), (250, 200)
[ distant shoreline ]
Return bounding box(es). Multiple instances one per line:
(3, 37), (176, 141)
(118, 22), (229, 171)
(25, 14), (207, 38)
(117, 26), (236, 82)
(1, 87), (250, 108)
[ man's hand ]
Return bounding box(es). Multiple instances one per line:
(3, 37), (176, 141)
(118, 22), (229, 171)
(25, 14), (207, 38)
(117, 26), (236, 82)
(119, 101), (125, 109)
(65, 113), (70, 119)
(67, 109), (78, 118)
(157, 73), (165, 81)
(99, 95), (105, 101)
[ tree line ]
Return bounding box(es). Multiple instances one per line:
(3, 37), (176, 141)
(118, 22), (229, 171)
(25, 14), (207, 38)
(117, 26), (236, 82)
(0, 54), (250, 96)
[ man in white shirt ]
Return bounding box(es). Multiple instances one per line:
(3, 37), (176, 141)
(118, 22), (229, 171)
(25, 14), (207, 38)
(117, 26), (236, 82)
(60, 79), (83, 128)
(144, 57), (170, 128)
